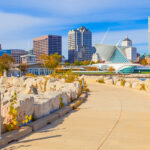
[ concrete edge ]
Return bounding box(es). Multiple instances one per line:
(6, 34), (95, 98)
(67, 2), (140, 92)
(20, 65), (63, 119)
(0, 126), (32, 148)
(0, 92), (87, 148)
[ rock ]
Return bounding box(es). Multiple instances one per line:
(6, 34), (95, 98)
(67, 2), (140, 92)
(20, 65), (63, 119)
(105, 79), (113, 85)
(97, 76), (104, 83)
(116, 79), (126, 86)
(33, 92), (62, 119)
(2, 95), (34, 125)
(144, 79), (150, 92)
(124, 82), (132, 88)
(34, 98), (52, 119)
(0, 76), (82, 131)
(25, 85), (38, 94)
(0, 76), (7, 85)
(132, 82), (145, 90)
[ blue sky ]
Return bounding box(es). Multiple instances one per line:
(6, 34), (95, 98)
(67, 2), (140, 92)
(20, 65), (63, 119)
(0, 0), (150, 58)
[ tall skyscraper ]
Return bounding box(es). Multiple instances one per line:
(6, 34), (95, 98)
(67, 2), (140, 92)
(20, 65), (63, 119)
(68, 26), (95, 63)
(148, 17), (150, 54)
(33, 35), (62, 61)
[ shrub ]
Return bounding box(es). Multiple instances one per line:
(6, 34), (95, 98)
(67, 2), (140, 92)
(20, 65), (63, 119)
(62, 69), (79, 83)
(86, 67), (99, 71)
(120, 78), (126, 86)
(4, 92), (32, 131)
(25, 73), (37, 77)
(4, 92), (19, 131)
(59, 94), (64, 108)
(49, 70), (61, 79)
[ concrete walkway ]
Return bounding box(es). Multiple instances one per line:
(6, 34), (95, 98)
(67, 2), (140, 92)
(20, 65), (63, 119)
(3, 78), (150, 150)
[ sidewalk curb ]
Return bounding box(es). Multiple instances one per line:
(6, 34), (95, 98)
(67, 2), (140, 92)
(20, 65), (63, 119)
(0, 92), (87, 148)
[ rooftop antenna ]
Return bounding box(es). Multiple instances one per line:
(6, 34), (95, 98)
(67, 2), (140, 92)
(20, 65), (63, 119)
(100, 27), (110, 44)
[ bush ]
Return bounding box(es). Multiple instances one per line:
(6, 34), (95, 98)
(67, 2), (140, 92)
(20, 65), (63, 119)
(62, 69), (79, 83)
(120, 79), (126, 86)
(59, 94), (64, 108)
(25, 73), (37, 77)
(4, 92), (32, 131)
(86, 67), (99, 71)
(4, 92), (19, 131)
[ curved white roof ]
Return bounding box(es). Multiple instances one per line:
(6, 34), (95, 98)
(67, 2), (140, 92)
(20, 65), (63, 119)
(94, 44), (115, 61)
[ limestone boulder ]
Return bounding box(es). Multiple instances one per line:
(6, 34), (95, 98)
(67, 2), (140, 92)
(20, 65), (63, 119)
(97, 76), (104, 83)
(2, 94), (34, 125)
(132, 82), (145, 90)
(105, 79), (113, 85)
(124, 82), (132, 88)
(33, 92), (62, 119)
(33, 98), (52, 119)
(116, 79), (125, 86)
(0, 76), (7, 85)
(25, 85), (38, 94)
(23, 78), (37, 88)
(144, 79), (150, 92)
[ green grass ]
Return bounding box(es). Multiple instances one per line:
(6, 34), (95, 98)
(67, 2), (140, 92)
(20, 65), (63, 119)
(138, 72), (150, 74)
(73, 71), (115, 75)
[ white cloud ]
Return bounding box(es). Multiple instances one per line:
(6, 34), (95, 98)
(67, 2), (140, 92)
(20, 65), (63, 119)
(0, 1), (149, 57)
(0, 12), (49, 34)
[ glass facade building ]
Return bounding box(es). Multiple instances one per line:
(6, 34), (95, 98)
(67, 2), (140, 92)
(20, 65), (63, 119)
(33, 35), (62, 62)
(68, 26), (94, 63)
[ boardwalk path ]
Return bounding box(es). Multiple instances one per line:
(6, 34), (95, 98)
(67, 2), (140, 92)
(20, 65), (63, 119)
(4, 78), (150, 150)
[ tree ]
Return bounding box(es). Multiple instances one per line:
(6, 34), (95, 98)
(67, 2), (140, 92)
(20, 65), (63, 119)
(108, 66), (115, 72)
(0, 54), (15, 75)
(39, 53), (62, 70)
(18, 63), (28, 76)
(81, 60), (91, 65)
(65, 62), (70, 66)
(96, 60), (101, 63)
(140, 59), (148, 66)
(74, 60), (82, 66)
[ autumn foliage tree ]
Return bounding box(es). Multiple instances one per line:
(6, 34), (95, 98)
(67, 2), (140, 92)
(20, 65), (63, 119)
(140, 59), (148, 66)
(39, 53), (62, 70)
(0, 54), (15, 75)
(108, 66), (115, 72)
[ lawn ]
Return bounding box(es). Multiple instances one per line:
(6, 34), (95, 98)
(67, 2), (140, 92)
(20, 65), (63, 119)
(73, 71), (115, 75)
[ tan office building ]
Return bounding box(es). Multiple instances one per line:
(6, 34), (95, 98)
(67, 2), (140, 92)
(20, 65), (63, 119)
(33, 35), (62, 61)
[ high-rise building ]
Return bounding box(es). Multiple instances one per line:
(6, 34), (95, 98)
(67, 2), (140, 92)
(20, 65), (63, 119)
(148, 17), (150, 54)
(33, 35), (62, 61)
(68, 26), (95, 63)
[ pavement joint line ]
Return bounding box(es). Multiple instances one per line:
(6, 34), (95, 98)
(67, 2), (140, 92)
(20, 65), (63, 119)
(97, 99), (122, 150)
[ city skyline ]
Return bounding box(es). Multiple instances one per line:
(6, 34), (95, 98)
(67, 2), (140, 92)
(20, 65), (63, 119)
(0, 0), (150, 58)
